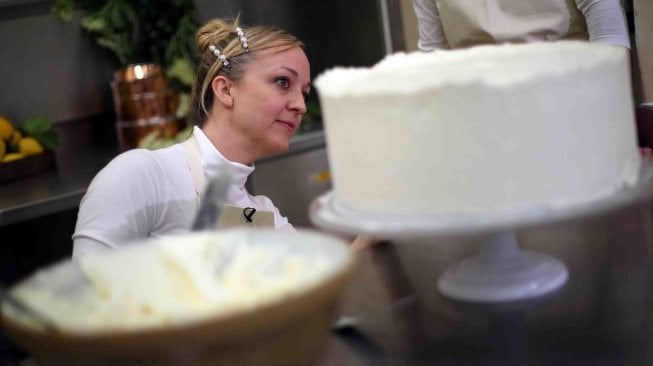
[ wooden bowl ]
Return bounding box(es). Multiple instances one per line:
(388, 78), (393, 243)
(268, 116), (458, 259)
(1, 229), (355, 366)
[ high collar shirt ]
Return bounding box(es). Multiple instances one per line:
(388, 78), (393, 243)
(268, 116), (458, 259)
(72, 127), (292, 257)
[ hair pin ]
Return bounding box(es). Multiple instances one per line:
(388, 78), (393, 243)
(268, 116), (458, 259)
(209, 44), (230, 68)
(235, 27), (249, 52)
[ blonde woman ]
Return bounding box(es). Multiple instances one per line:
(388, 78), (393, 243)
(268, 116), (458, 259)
(73, 18), (310, 256)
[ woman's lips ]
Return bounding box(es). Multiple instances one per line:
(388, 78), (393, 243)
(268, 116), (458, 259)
(276, 120), (296, 133)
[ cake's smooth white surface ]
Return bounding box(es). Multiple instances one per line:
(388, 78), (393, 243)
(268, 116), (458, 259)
(315, 41), (642, 216)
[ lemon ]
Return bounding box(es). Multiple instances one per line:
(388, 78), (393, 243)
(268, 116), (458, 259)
(0, 139), (5, 160)
(9, 130), (22, 146)
(0, 116), (15, 142)
(2, 152), (24, 163)
(18, 137), (44, 156)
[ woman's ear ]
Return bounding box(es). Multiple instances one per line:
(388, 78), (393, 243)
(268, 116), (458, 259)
(212, 76), (234, 108)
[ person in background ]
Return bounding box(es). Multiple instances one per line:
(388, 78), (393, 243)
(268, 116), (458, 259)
(72, 17), (310, 257)
(411, 0), (631, 51)
(410, 0), (653, 159)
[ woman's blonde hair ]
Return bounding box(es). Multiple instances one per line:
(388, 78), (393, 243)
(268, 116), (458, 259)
(190, 17), (304, 125)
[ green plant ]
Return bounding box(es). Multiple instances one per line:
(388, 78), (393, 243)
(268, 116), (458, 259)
(51, 0), (198, 91)
(21, 116), (60, 150)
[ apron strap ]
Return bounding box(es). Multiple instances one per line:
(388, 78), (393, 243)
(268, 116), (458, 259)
(181, 135), (205, 210)
(436, 0), (587, 49)
(181, 132), (276, 229)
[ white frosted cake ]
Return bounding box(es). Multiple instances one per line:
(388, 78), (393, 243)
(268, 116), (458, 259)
(314, 41), (642, 216)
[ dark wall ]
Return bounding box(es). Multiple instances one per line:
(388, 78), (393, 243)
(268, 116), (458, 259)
(0, 0), (386, 129)
(196, 0), (386, 81)
(0, 1), (118, 128)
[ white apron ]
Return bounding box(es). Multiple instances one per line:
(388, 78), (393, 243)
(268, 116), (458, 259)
(181, 135), (275, 229)
(436, 0), (588, 49)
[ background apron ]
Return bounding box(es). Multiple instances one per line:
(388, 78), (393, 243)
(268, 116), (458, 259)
(216, 205), (275, 229)
(436, 0), (588, 49)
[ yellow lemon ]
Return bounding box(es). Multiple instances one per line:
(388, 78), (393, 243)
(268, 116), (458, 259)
(18, 137), (44, 156)
(9, 130), (22, 146)
(0, 116), (15, 141)
(2, 152), (24, 163)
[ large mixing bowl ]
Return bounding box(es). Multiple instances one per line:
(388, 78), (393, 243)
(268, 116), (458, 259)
(1, 228), (354, 366)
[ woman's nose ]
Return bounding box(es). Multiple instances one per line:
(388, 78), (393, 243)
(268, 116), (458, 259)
(288, 90), (307, 114)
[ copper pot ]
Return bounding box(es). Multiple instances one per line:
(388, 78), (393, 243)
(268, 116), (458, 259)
(111, 63), (168, 95)
(112, 89), (179, 121)
(110, 63), (182, 151)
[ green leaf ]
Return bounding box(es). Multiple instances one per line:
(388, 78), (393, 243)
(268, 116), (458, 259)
(51, 0), (199, 70)
(175, 92), (190, 119)
(23, 116), (51, 134)
(80, 16), (108, 33)
(302, 100), (321, 124)
(166, 58), (195, 87)
(22, 116), (60, 149)
(175, 125), (193, 142)
(32, 130), (60, 150)
(138, 130), (160, 149)
(51, 0), (75, 22)
(96, 36), (117, 50)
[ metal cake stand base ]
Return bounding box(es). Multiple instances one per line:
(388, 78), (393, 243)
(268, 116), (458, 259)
(436, 231), (568, 302)
(310, 162), (653, 302)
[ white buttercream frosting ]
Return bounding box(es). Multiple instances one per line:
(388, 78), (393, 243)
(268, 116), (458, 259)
(315, 41), (641, 215)
(4, 229), (346, 333)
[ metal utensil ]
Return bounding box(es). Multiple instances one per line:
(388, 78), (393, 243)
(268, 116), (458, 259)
(191, 169), (233, 231)
(0, 284), (59, 333)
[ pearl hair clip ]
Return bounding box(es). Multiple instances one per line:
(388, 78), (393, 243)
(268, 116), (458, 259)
(235, 27), (249, 52)
(209, 44), (230, 68)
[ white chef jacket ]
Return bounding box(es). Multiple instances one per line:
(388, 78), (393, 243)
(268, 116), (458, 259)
(72, 126), (293, 257)
(412, 0), (631, 51)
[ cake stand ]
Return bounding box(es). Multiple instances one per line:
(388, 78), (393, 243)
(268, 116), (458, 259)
(309, 161), (653, 303)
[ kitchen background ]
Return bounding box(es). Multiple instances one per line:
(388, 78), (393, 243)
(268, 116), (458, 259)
(0, 0), (412, 284)
(1, 0), (652, 363)
(0, 0), (400, 361)
(0, 0), (649, 293)
(0, 0), (408, 125)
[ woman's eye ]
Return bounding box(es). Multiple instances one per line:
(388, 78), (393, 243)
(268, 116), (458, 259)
(275, 77), (290, 89)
